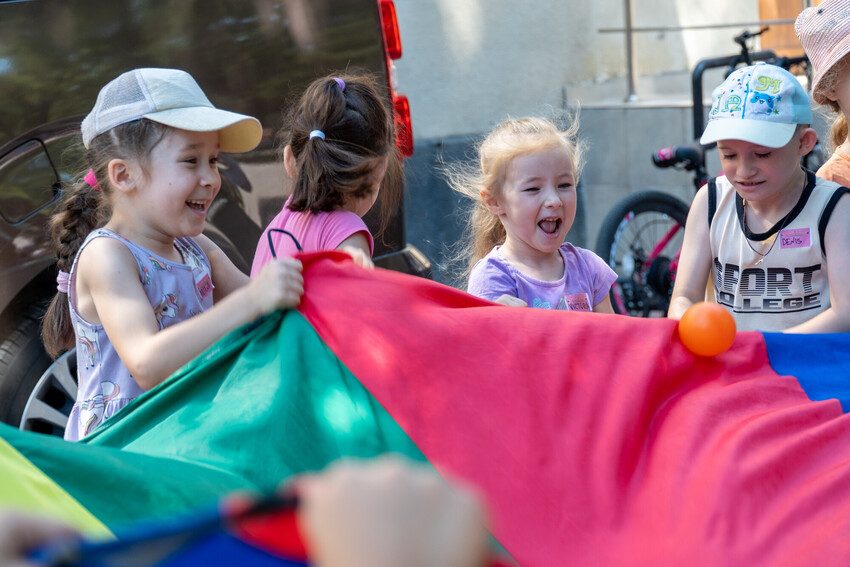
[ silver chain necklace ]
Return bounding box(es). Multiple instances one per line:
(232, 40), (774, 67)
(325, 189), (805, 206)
(741, 200), (790, 266)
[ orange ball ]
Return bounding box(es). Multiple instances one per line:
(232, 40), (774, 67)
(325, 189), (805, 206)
(678, 302), (737, 357)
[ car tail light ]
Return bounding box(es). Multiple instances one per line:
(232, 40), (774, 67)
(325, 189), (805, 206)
(378, 0), (414, 156)
(393, 94), (413, 157)
(379, 0), (402, 60)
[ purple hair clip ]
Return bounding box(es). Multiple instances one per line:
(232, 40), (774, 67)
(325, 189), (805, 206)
(333, 77), (346, 91)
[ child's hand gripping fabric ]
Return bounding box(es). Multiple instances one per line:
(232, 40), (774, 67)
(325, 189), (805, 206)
(245, 258), (305, 313)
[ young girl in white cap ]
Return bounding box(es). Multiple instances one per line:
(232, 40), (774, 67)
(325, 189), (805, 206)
(41, 68), (305, 441)
(796, 0), (850, 186)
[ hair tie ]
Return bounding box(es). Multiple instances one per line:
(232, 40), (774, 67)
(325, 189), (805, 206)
(57, 270), (71, 294)
(333, 77), (346, 91)
(309, 130), (326, 140)
(83, 168), (99, 190)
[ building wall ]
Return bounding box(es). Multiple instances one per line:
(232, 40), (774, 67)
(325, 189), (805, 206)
(393, 0), (761, 139)
(392, 1), (823, 284)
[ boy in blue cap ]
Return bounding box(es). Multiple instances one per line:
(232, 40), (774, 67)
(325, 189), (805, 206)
(669, 63), (850, 332)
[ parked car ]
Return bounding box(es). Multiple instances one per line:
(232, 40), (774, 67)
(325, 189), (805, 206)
(0, 0), (429, 435)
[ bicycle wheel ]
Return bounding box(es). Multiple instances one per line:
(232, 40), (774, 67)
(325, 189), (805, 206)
(595, 191), (690, 317)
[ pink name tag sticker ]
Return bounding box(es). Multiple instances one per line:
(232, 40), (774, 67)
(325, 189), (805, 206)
(565, 293), (591, 312)
(195, 273), (214, 299)
(779, 227), (811, 249)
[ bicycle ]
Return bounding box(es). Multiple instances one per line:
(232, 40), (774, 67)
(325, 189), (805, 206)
(594, 28), (817, 317)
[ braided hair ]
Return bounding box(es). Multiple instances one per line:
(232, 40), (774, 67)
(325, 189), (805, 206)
(41, 120), (167, 357)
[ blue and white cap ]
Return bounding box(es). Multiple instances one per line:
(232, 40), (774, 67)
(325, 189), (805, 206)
(700, 63), (813, 148)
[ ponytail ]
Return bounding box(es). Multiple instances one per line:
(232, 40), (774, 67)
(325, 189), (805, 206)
(284, 73), (400, 237)
(41, 177), (105, 358)
(292, 133), (350, 212)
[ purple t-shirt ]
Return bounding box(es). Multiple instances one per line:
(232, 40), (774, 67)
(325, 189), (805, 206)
(251, 197), (374, 276)
(467, 243), (617, 311)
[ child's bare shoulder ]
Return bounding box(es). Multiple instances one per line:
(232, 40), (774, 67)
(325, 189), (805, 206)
(192, 233), (218, 255)
(76, 235), (139, 283)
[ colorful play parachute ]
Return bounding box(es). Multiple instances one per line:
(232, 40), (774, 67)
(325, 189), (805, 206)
(3, 252), (850, 565)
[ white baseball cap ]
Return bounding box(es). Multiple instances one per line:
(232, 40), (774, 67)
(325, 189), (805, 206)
(700, 63), (813, 148)
(81, 68), (262, 153)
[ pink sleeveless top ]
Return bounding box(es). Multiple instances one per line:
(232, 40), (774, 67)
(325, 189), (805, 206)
(251, 197), (373, 276)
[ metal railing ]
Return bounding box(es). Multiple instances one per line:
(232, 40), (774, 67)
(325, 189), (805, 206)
(603, 0), (811, 102)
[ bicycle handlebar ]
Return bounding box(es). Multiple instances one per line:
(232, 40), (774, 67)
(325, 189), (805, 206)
(733, 26), (769, 47)
(652, 145), (703, 170)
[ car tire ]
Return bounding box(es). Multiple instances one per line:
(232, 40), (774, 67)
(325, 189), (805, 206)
(0, 302), (53, 425)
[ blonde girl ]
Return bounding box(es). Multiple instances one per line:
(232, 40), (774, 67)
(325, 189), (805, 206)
(450, 117), (616, 312)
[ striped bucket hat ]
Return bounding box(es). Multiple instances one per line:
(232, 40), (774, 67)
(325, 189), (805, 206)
(795, 0), (850, 105)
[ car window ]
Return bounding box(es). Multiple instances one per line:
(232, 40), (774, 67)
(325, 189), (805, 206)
(0, 139), (62, 224)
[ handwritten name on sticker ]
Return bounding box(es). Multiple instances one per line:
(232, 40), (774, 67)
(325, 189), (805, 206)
(565, 293), (591, 312)
(196, 273), (214, 299)
(779, 227), (811, 249)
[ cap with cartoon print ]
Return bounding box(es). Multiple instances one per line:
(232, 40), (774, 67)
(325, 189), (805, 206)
(700, 63), (813, 148)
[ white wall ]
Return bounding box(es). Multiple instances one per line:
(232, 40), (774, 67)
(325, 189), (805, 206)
(394, 0), (762, 139)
